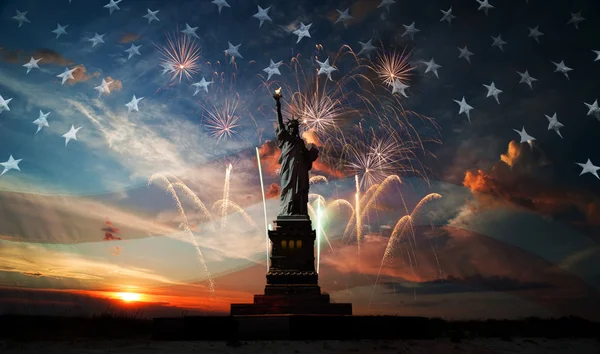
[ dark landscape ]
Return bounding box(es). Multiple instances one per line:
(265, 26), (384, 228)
(1, 314), (599, 353)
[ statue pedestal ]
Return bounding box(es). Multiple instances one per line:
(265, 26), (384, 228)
(230, 215), (352, 316)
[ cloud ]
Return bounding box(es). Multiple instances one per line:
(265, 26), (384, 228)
(256, 138), (345, 179)
(104, 76), (123, 92)
(67, 64), (101, 85)
(265, 183), (280, 199)
(32, 49), (73, 66)
(0, 47), (21, 63)
(0, 47), (73, 67)
(0, 241), (182, 287)
(383, 275), (554, 296)
(119, 33), (141, 44)
(462, 140), (600, 229)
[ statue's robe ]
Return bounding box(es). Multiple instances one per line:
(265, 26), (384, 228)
(276, 127), (318, 215)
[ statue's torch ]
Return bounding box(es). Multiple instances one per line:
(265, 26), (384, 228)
(273, 87), (282, 101)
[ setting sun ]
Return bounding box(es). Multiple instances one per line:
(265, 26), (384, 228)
(116, 292), (142, 302)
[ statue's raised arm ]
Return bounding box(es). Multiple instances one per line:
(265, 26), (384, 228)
(273, 89), (285, 132)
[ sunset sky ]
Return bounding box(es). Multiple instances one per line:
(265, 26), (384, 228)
(0, 0), (599, 320)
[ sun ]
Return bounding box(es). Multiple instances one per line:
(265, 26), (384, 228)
(116, 292), (142, 302)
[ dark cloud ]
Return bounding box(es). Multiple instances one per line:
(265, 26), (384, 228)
(383, 275), (554, 296)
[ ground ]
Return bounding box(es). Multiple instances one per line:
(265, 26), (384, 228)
(1, 339), (599, 354)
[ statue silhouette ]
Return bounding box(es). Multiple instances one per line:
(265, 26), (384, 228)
(273, 92), (319, 216)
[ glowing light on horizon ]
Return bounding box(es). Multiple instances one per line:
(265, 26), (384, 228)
(116, 292), (142, 303)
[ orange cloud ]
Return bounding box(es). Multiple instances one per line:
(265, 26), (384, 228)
(257, 138), (345, 179)
(105, 76), (123, 92)
(0, 47), (22, 63)
(119, 33), (140, 44)
(463, 141), (600, 228)
(32, 49), (73, 66)
(0, 47), (73, 66)
(67, 64), (101, 85)
(265, 183), (280, 199)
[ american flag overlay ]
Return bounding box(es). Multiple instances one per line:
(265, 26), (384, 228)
(0, 0), (599, 320)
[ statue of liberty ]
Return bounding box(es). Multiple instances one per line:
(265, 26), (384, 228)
(273, 89), (319, 216)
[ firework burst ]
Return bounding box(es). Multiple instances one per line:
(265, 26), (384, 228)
(372, 47), (415, 87)
(155, 31), (202, 83)
(201, 95), (242, 142)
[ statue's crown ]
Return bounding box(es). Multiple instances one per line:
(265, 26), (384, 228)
(287, 117), (301, 127)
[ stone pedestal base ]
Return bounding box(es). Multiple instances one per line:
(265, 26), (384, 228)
(230, 293), (352, 316)
(230, 215), (352, 316)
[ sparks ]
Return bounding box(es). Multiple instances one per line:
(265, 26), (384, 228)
(155, 31), (202, 83)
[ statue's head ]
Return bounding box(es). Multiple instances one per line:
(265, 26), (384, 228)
(287, 118), (300, 136)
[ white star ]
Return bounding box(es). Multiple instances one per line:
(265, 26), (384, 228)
(440, 7), (456, 25)
(491, 34), (507, 51)
(391, 79), (409, 98)
(0, 155), (22, 176)
(181, 23), (200, 39)
(357, 39), (376, 58)
(160, 63), (175, 75)
(401, 22), (420, 40)
(422, 58), (441, 78)
(454, 96), (474, 122)
(378, 0), (396, 10)
(567, 11), (585, 29)
(576, 159), (600, 179)
(94, 79), (113, 97)
(89, 33), (106, 47)
(62, 125), (82, 147)
(263, 59), (282, 81)
(517, 70), (538, 89)
(316, 57), (337, 81)
(253, 5), (272, 28)
(593, 50), (600, 62)
(192, 77), (214, 95)
(552, 60), (573, 80)
(458, 46), (474, 63)
(528, 26), (543, 43)
(293, 22), (312, 44)
(23, 57), (42, 74)
(584, 100), (600, 120)
(125, 43), (142, 60)
(545, 113), (565, 139)
(12, 10), (30, 27)
(225, 42), (243, 64)
(57, 67), (77, 85)
(33, 110), (50, 134)
(513, 126), (536, 145)
(143, 9), (160, 24)
(483, 82), (502, 104)
(0, 95), (13, 112)
(125, 95), (143, 112)
(52, 23), (69, 39)
(476, 0), (494, 16)
(335, 8), (353, 27)
(212, 0), (230, 14)
(104, 0), (122, 15)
